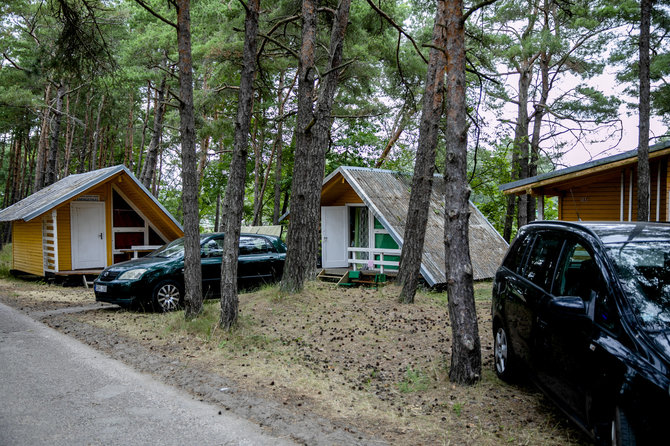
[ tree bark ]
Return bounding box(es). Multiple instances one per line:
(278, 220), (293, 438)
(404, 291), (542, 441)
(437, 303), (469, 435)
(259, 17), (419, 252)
(140, 75), (167, 191)
(251, 112), (263, 226)
(637, 0), (651, 222)
(444, 0), (481, 385)
(34, 84), (52, 191)
(397, 0), (447, 304)
(272, 74), (286, 225)
(280, 0), (318, 293)
(514, 65), (531, 228)
(176, 0), (203, 319)
(280, 0), (352, 294)
(219, 0), (260, 330)
(91, 94), (105, 170)
(136, 81), (152, 176)
(125, 92), (135, 168)
(78, 90), (93, 174)
(45, 82), (66, 187)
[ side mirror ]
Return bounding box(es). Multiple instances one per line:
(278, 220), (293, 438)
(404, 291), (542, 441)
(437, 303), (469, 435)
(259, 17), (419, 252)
(550, 296), (587, 316)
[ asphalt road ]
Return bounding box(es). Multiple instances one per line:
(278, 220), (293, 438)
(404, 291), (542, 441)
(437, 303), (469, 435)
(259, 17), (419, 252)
(0, 302), (295, 446)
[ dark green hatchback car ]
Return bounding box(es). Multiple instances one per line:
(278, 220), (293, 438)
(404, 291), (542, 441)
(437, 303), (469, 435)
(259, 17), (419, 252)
(94, 233), (286, 311)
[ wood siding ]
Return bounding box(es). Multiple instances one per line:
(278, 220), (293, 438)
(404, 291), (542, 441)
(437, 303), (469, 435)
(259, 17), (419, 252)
(558, 159), (667, 222)
(56, 203), (72, 270)
(12, 220), (44, 276)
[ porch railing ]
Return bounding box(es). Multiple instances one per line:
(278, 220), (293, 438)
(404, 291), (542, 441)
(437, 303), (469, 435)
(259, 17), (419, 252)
(347, 247), (401, 274)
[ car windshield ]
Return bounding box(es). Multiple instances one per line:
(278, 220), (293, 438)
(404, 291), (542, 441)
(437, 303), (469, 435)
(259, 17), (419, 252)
(605, 241), (670, 332)
(148, 238), (185, 258)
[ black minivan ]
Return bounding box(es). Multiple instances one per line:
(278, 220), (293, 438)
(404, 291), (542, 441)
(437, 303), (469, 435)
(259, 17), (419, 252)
(492, 221), (670, 445)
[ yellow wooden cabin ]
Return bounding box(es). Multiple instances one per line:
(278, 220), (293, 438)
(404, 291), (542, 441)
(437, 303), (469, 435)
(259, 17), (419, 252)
(500, 140), (670, 222)
(0, 165), (183, 279)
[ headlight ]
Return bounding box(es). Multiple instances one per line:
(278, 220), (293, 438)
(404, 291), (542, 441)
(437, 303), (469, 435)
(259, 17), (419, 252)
(118, 268), (148, 280)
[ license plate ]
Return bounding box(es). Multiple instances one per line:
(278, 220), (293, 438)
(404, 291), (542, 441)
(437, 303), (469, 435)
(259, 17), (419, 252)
(95, 284), (107, 293)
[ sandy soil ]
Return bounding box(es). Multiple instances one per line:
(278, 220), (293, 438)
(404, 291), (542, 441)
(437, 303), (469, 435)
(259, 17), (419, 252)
(0, 277), (590, 445)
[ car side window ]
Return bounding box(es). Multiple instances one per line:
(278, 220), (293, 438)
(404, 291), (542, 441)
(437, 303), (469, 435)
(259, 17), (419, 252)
(555, 241), (599, 300)
(503, 233), (533, 273)
(522, 233), (563, 291)
(239, 236), (270, 255)
(201, 238), (224, 258)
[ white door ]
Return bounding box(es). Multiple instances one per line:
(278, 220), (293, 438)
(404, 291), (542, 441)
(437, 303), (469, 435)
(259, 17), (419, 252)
(71, 202), (106, 269)
(321, 206), (348, 268)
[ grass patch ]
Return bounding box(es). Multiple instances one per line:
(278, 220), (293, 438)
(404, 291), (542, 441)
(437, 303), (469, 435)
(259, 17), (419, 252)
(0, 243), (12, 278)
(397, 366), (430, 393)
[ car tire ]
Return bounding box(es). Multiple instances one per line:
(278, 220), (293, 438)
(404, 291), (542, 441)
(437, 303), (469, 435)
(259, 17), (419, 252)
(152, 280), (183, 312)
(493, 321), (517, 382)
(611, 406), (637, 446)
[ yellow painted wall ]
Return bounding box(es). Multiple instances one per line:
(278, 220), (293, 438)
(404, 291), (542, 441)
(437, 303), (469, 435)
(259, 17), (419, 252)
(56, 203), (72, 270)
(558, 159), (668, 222)
(12, 219), (44, 276)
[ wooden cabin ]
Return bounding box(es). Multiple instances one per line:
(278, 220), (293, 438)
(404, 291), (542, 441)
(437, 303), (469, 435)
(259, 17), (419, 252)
(0, 165), (183, 279)
(500, 140), (670, 222)
(320, 166), (509, 285)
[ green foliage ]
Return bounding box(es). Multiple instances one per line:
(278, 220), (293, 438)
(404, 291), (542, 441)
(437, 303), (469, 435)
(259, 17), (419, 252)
(0, 243), (12, 278)
(397, 366), (430, 393)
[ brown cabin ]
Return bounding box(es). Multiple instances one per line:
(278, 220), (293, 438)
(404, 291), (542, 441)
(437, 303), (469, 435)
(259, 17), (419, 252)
(500, 140), (670, 222)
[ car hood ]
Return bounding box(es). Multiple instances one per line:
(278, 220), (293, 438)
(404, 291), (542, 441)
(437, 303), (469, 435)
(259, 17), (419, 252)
(103, 255), (179, 273)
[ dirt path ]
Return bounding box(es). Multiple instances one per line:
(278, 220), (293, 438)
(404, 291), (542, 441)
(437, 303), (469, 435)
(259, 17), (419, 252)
(0, 278), (590, 445)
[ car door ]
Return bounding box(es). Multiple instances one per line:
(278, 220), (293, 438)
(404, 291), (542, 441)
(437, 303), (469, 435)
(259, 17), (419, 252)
(238, 235), (274, 280)
(200, 236), (224, 296)
(506, 232), (564, 365)
(534, 238), (604, 423)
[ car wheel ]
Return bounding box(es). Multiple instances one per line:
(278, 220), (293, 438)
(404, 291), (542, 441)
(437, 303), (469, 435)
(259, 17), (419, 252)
(611, 406), (637, 446)
(152, 280), (183, 312)
(493, 322), (517, 382)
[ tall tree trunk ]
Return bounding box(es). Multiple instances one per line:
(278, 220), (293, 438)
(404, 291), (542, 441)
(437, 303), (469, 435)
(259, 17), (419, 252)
(272, 73), (286, 226)
(136, 81), (152, 176)
(78, 90), (93, 174)
(219, 0), (260, 330)
(375, 104), (415, 169)
(444, 0), (480, 385)
(176, 0), (203, 319)
(64, 88), (80, 176)
(141, 75), (167, 190)
(251, 112), (263, 226)
(514, 65), (531, 228)
(280, 0), (318, 293)
(638, 0), (651, 221)
(91, 94), (105, 170)
(397, 0), (447, 304)
(125, 92), (135, 168)
(281, 0), (351, 293)
(34, 84), (52, 191)
(45, 82), (66, 187)
(529, 41), (550, 222)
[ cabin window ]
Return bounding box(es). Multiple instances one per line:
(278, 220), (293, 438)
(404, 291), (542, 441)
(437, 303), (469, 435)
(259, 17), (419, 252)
(112, 189), (166, 263)
(113, 191), (144, 227)
(349, 207), (369, 261)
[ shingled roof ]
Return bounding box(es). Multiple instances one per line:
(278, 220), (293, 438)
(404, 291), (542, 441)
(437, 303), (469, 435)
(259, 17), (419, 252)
(0, 165), (182, 230)
(323, 166), (508, 284)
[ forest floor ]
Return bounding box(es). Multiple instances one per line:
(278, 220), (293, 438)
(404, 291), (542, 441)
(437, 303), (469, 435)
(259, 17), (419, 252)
(0, 276), (591, 445)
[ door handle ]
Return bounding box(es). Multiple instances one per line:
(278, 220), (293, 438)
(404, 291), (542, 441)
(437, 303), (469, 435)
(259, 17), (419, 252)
(99, 233), (103, 240)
